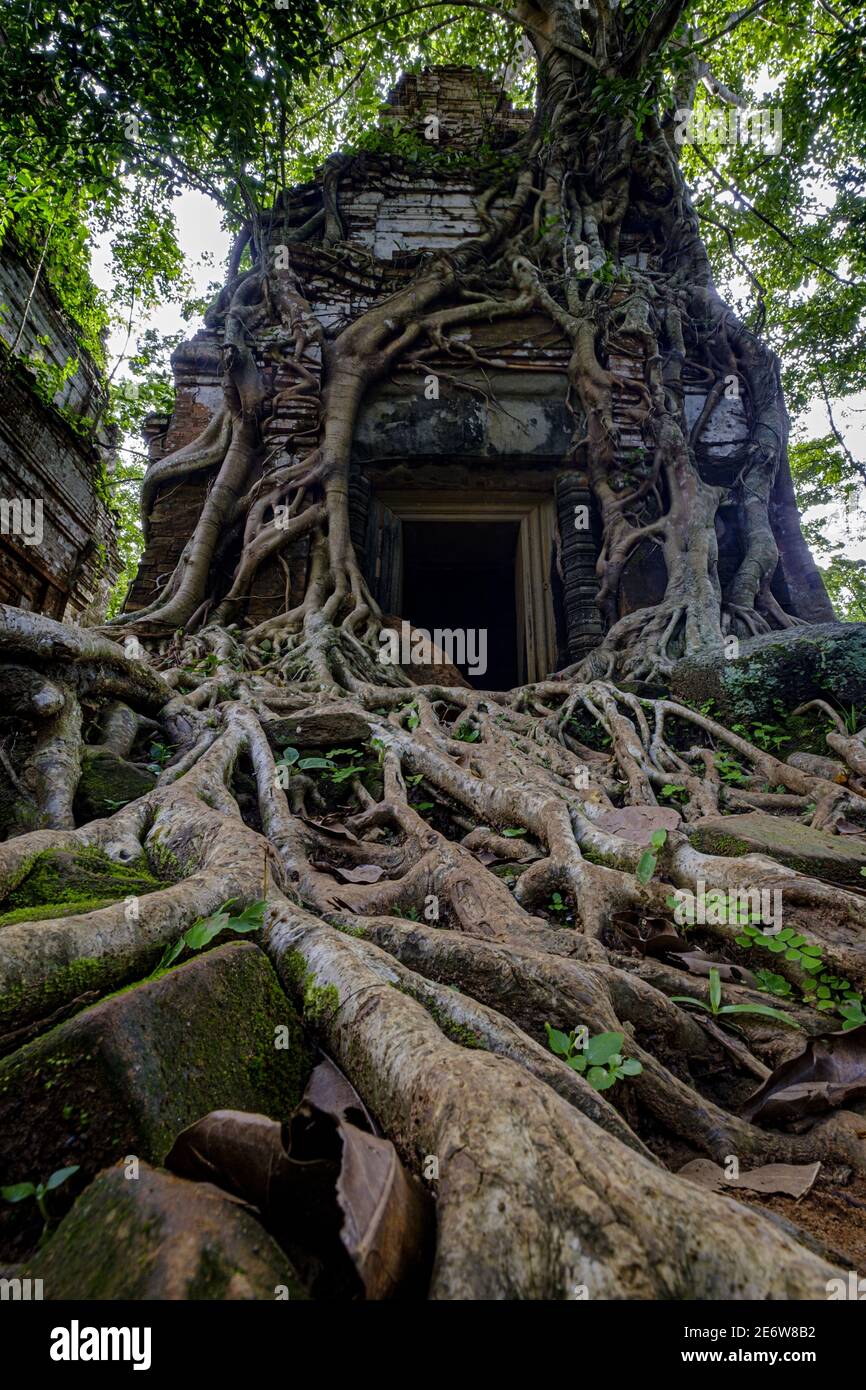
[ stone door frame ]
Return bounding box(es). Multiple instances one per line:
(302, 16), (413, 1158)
(372, 488), (558, 683)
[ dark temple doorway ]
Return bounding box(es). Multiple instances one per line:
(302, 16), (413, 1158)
(401, 520), (520, 690)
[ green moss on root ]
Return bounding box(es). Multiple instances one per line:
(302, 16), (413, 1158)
(280, 949), (341, 1023)
(4, 847), (162, 915)
(397, 983), (485, 1048)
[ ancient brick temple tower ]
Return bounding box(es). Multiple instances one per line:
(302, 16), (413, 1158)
(127, 65), (832, 687)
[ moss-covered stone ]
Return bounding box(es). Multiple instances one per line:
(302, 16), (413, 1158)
(73, 747), (156, 823)
(670, 621), (866, 727)
(0, 897), (118, 926)
(688, 812), (866, 885)
(0, 942), (311, 1260)
(3, 845), (162, 914)
(13, 1162), (307, 1300)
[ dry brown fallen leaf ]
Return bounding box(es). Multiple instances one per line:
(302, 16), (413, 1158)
(165, 1058), (433, 1298)
(741, 1024), (866, 1128)
(679, 1157), (821, 1199)
(594, 804), (681, 845)
(311, 860), (386, 883)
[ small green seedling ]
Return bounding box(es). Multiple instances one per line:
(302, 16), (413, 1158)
(672, 967), (800, 1028)
(545, 1025), (642, 1091)
(734, 922), (824, 970)
(453, 724), (480, 743)
(146, 741), (174, 774)
(803, 969), (862, 1013)
(274, 744), (301, 773)
(1, 1165), (79, 1235)
(502, 827), (527, 838)
(753, 968), (795, 1000)
(667, 888), (762, 930)
(547, 891), (568, 916)
(153, 900), (266, 974)
(276, 745), (370, 784)
(732, 721), (788, 753)
(837, 999), (866, 1031)
(713, 752), (748, 785)
(636, 828), (668, 884)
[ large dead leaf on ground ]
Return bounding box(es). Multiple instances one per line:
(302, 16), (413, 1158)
(165, 1060), (432, 1298)
(304, 1054), (378, 1134)
(679, 1157), (821, 1199)
(302, 817), (360, 843)
(741, 1025), (866, 1128)
(311, 861), (386, 884)
(610, 909), (689, 956)
(594, 805), (681, 844)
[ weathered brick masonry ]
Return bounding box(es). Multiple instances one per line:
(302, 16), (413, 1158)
(0, 243), (119, 620)
(127, 65), (832, 669)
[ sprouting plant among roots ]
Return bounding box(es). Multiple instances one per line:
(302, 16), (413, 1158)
(1, 1166), (79, 1242)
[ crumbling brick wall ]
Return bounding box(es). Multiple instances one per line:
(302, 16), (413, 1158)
(0, 245), (119, 620)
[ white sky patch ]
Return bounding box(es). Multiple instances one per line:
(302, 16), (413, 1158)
(91, 188), (232, 359)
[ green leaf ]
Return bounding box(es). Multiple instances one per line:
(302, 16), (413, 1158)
(276, 746), (300, 765)
(0, 1182), (36, 1202)
(585, 1031), (625, 1066)
(566, 1054), (588, 1072)
(183, 916), (228, 951)
(297, 757), (335, 771)
(586, 1066), (615, 1090)
(153, 937), (186, 973)
(735, 935), (753, 948)
(619, 1057), (643, 1076)
(502, 828), (526, 838)
(44, 1165), (80, 1191)
(671, 994), (711, 1012)
(545, 1023), (572, 1057)
(649, 829), (668, 850)
(636, 851), (656, 884)
(329, 764), (366, 783)
(709, 967), (722, 1013)
(718, 1004), (800, 1027)
(225, 901), (266, 933)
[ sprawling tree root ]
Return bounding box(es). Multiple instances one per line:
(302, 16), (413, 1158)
(266, 912), (839, 1299)
(3, 601), (866, 1295)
